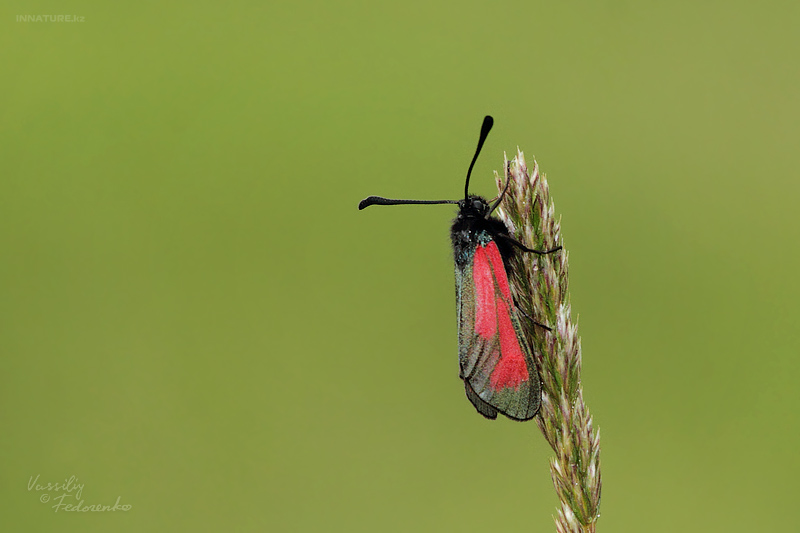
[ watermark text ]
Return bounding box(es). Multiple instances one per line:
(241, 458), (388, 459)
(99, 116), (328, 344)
(27, 475), (131, 513)
(16, 15), (85, 23)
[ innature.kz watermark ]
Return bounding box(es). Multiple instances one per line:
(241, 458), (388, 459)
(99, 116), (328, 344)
(16, 15), (85, 23)
(27, 475), (131, 513)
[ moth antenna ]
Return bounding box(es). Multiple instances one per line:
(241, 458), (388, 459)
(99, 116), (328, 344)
(464, 115), (494, 200)
(358, 196), (457, 210)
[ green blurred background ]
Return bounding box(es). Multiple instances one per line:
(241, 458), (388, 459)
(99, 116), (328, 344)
(2, 1), (798, 531)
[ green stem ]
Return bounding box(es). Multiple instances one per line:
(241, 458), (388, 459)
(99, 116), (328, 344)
(495, 151), (601, 533)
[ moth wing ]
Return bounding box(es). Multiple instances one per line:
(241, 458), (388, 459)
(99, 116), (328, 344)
(456, 240), (541, 421)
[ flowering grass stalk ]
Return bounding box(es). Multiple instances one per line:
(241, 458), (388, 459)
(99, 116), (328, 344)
(494, 150), (601, 532)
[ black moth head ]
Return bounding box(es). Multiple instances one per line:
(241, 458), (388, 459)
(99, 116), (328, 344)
(457, 195), (491, 219)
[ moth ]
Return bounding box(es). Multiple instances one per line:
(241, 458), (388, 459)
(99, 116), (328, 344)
(359, 116), (560, 420)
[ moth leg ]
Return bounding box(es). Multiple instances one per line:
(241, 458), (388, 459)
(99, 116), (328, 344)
(502, 235), (562, 255)
(487, 176), (512, 216)
(515, 306), (552, 332)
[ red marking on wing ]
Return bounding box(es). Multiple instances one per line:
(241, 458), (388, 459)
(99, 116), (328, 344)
(473, 245), (497, 338)
(484, 242), (512, 300)
(474, 242), (530, 391)
(490, 299), (529, 390)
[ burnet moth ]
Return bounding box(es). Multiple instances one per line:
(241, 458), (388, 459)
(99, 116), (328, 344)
(358, 116), (561, 421)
